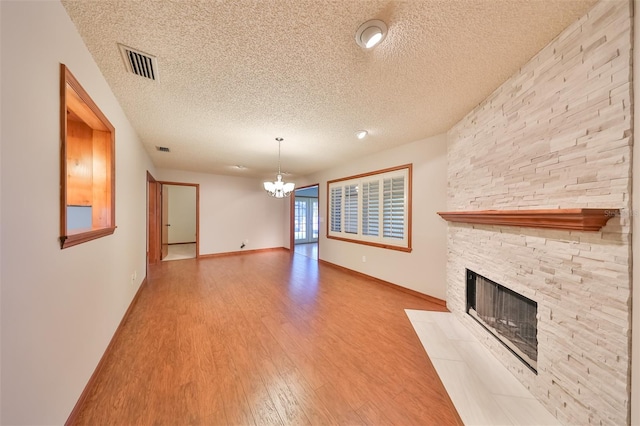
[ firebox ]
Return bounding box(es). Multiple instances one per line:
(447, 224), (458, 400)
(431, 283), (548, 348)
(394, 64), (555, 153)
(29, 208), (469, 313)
(466, 269), (538, 373)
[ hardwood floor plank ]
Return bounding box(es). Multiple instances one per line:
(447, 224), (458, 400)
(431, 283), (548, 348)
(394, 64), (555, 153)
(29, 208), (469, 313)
(216, 348), (256, 426)
(258, 358), (311, 425)
(355, 400), (394, 425)
(285, 368), (341, 425)
(314, 383), (366, 425)
(221, 332), (284, 425)
(69, 251), (462, 425)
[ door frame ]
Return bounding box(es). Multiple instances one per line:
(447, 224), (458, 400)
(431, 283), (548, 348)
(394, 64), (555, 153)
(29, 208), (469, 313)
(147, 171), (161, 268)
(290, 183), (319, 253)
(159, 181), (200, 259)
(161, 182), (170, 260)
(147, 174), (200, 266)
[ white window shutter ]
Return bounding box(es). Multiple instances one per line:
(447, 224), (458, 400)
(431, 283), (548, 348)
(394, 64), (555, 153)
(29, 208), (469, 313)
(383, 177), (404, 239)
(344, 184), (358, 234)
(362, 180), (379, 236)
(330, 186), (342, 232)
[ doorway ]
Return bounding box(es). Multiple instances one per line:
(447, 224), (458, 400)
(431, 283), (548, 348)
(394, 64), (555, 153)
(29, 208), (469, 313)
(147, 174), (199, 265)
(291, 184), (319, 260)
(161, 183), (198, 261)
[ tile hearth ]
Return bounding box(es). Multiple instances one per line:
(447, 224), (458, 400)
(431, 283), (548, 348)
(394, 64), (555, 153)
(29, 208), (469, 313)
(406, 310), (559, 426)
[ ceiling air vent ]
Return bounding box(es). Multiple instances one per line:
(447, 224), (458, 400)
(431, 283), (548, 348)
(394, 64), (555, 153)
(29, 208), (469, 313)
(156, 146), (170, 153)
(118, 43), (158, 81)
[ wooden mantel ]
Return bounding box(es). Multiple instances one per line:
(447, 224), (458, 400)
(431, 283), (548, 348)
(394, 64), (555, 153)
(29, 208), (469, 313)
(437, 208), (619, 231)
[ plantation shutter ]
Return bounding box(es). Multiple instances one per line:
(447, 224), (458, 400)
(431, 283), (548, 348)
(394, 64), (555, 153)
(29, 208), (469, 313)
(362, 180), (379, 236)
(344, 184), (358, 234)
(327, 164), (411, 251)
(383, 176), (404, 239)
(330, 186), (342, 232)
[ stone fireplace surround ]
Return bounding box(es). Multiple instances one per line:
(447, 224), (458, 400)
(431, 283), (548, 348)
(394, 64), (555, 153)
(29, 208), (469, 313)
(445, 1), (632, 424)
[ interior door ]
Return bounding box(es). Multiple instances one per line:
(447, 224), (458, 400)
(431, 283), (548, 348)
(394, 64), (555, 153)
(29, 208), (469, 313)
(147, 172), (161, 266)
(161, 184), (169, 259)
(148, 177), (159, 265)
(294, 197), (318, 244)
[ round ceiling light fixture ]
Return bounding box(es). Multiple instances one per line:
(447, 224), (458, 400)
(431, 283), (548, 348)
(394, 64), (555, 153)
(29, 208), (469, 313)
(355, 19), (388, 49)
(356, 130), (368, 139)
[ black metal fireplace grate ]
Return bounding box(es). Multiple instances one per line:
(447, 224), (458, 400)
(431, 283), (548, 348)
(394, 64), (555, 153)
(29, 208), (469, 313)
(466, 269), (538, 373)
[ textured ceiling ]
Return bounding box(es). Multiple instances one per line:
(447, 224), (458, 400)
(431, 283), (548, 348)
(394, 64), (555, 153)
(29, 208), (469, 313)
(61, 0), (598, 180)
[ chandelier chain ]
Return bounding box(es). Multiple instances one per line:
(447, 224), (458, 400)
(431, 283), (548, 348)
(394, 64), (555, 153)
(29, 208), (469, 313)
(278, 139), (282, 175)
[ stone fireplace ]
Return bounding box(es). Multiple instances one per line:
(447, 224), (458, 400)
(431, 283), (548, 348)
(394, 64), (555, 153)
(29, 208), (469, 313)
(445, 1), (632, 424)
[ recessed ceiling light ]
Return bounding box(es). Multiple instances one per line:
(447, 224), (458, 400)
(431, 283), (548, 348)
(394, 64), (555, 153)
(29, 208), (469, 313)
(234, 165), (246, 170)
(356, 130), (368, 139)
(355, 19), (388, 49)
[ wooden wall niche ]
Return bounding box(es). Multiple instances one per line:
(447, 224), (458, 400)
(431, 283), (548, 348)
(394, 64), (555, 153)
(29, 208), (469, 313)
(60, 64), (115, 249)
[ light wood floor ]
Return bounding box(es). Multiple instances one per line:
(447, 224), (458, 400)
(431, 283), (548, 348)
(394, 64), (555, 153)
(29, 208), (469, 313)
(293, 242), (318, 260)
(70, 250), (462, 425)
(163, 243), (197, 261)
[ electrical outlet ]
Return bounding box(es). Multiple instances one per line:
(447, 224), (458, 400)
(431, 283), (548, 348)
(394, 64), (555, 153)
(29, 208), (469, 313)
(362, 255), (367, 263)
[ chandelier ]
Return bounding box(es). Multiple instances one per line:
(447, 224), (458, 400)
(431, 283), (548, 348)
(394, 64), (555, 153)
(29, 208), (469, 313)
(263, 137), (295, 198)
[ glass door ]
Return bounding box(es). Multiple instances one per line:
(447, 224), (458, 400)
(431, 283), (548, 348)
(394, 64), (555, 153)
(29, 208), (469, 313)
(294, 197), (318, 244)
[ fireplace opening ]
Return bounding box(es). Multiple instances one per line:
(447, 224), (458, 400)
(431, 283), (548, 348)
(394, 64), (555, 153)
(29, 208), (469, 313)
(466, 269), (538, 373)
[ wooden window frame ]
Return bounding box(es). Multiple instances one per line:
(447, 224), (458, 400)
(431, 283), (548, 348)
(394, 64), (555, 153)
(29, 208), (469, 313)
(60, 64), (116, 249)
(326, 164), (412, 252)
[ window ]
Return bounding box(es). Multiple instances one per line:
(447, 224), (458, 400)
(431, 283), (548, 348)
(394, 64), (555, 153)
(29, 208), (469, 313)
(60, 64), (116, 249)
(294, 199), (308, 240)
(327, 164), (412, 252)
(312, 200), (319, 239)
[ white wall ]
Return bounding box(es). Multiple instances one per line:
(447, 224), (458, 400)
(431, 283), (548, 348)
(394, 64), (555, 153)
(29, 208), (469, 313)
(0, 1), (154, 424)
(632, 2), (639, 424)
(305, 134), (448, 300)
(157, 169), (286, 254)
(166, 184), (196, 244)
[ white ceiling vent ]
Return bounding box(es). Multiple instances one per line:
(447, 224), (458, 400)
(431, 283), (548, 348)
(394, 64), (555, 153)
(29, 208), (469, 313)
(118, 43), (158, 81)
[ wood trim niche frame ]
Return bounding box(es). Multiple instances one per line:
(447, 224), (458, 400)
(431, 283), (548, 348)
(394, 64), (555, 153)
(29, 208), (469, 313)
(60, 64), (116, 249)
